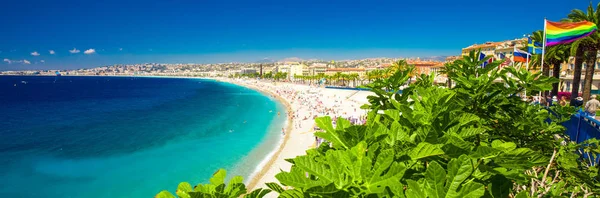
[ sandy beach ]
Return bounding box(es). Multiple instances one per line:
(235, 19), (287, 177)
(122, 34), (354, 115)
(217, 78), (373, 197)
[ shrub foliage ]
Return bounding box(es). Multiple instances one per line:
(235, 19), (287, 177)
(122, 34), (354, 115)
(158, 52), (599, 198)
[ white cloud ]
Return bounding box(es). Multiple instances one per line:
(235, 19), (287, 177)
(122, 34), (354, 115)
(49, 50), (55, 55)
(40, 60), (45, 63)
(69, 48), (80, 54)
(3, 59), (29, 64)
(84, 48), (96, 54)
(31, 51), (40, 56)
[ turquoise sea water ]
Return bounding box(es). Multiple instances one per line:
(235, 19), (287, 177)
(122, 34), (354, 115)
(0, 76), (286, 197)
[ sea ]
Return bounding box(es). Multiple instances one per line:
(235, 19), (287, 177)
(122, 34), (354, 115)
(0, 76), (287, 198)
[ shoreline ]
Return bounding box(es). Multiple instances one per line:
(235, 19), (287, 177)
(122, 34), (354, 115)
(212, 78), (295, 190)
(217, 78), (371, 196)
(11, 75), (371, 194)
(9, 74), (293, 188)
(9, 75), (295, 186)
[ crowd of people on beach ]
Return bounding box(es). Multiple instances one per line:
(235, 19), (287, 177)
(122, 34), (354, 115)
(225, 78), (369, 148)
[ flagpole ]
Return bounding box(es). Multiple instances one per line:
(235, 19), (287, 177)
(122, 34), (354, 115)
(526, 53), (530, 71)
(540, 18), (547, 100)
(525, 54), (529, 96)
(512, 46), (516, 68)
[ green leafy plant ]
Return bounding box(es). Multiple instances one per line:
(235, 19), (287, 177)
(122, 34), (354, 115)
(158, 51), (599, 198)
(267, 51), (596, 197)
(155, 169), (270, 198)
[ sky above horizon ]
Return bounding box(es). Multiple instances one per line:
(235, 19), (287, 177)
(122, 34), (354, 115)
(0, 0), (592, 70)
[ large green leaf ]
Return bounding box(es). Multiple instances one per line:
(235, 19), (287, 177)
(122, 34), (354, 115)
(279, 189), (305, 198)
(470, 146), (500, 159)
(176, 182), (193, 198)
(491, 140), (516, 151)
(335, 117), (352, 131)
(366, 161), (406, 194)
(495, 148), (548, 169)
(445, 155), (474, 198)
(209, 169), (227, 186)
(458, 182), (485, 198)
(265, 182), (285, 193)
(224, 176), (245, 196)
(406, 180), (426, 198)
(369, 149), (395, 184)
(425, 161), (446, 198)
(244, 188), (271, 198)
(275, 167), (330, 189)
(304, 183), (340, 195)
(410, 142), (444, 160)
(457, 126), (485, 138)
(314, 117), (349, 149)
(155, 191), (176, 198)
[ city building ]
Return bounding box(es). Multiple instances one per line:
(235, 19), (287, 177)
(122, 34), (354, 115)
(460, 38), (600, 94)
(240, 68), (257, 75)
(288, 63), (307, 77)
(461, 38), (526, 60)
(275, 65), (290, 74)
(307, 63), (328, 76)
(408, 60), (445, 75)
(324, 68), (367, 77)
(445, 56), (460, 63)
(559, 57), (600, 94)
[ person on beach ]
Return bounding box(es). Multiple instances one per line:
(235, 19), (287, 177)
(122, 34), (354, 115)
(585, 95), (600, 117)
(574, 97), (584, 108)
(282, 128), (285, 136)
(559, 96), (568, 106)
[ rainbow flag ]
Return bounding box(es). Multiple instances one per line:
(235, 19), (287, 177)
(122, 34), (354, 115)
(546, 20), (597, 47)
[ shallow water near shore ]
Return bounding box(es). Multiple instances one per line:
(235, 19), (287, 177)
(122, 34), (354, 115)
(0, 76), (286, 197)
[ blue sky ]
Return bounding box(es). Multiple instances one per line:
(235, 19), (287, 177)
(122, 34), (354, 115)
(0, 0), (591, 70)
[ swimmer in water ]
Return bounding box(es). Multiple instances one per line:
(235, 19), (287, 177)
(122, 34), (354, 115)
(277, 112), (280, 116)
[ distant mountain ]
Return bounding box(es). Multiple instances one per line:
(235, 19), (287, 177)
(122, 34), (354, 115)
(420, 56), (449, 62)
(256, 58), (276, 63)
(280, 57), (303, 62)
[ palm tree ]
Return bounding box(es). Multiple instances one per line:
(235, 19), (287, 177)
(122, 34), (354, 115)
(387, 60), (410, 75)
(545, 45), (571, 96)
(317, 73), (326, 85)
(326, 75), (333, 85)
(334, 72), (343, 86)
(567, 45), (586, 104)
(566, 2), (600, 102)
(349, 73), (359, 87)
(340, 74), (349, 86)
(440, 62), (454, 88)
(366, 71), (374, 84)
